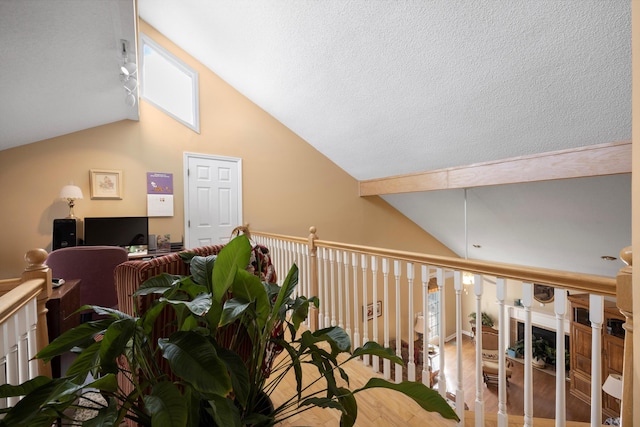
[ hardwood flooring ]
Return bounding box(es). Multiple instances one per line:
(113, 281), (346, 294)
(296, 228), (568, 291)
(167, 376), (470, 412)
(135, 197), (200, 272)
(441, 335), (592, 423)
(269, 334), (596, 426)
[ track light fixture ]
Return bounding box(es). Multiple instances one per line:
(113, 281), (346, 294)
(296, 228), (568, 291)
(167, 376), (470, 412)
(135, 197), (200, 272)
(120, 39), (138, 107)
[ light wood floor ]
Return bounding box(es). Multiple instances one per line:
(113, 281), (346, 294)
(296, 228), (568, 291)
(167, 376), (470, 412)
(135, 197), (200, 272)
(269, 334), (596, 426)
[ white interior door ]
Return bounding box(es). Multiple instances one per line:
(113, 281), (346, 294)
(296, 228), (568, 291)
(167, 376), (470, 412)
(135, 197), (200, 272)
(184, 153), (242, 248)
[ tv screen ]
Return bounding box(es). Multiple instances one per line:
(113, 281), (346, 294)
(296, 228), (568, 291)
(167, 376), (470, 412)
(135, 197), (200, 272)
(83, 217), (149, 248)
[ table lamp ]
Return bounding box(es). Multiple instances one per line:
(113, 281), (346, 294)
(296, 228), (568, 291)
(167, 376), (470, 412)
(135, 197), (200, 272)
(602, 373), (623, 401)
(59, 185), (83, 218)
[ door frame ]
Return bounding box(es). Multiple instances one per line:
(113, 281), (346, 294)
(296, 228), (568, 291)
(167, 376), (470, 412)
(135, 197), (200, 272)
(183, 152), (243, 248)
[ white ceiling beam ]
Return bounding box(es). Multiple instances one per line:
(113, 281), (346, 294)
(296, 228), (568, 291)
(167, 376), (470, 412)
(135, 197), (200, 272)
(359, 140), (631, 196)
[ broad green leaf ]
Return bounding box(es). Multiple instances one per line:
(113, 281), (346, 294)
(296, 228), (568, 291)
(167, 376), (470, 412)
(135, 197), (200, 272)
(212, 235), (251, 301)
(0, 376), (51, 398)
(229, 268), (270, 329)
(0, 378), (75, 425)
(90, 306), (133, 319)
(189, 255), (217, 288)
(354, 378), (459, 421)
(214, 346), (250, 408)
(350, 341), (403, 365)
(36, 319), (114, 361)
(135, 273), (184, 296)
(158, 331), (232, 397)
(99, 318), (137, 374)
(271, 264), (299, 317)
(220, 298), (251, 327)
(336, 387), (357, 427)
(161, 292), (212, 317)
(143, 382), (187, 427)
(206, 395), (241, 427)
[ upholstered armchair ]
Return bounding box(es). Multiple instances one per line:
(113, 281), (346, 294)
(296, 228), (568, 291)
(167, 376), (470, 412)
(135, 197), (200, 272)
(45, 245), (129, 321)
(481, 327), (513, 386)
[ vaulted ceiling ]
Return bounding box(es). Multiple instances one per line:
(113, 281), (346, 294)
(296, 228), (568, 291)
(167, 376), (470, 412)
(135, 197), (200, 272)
(0, 1), (631, 277)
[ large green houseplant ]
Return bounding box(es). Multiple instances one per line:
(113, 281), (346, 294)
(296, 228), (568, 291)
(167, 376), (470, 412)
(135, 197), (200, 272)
(0, 235), (458, 426)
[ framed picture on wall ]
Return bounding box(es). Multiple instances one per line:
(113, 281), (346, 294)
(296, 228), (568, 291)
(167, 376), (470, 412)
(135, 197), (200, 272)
(90, 169), (123, 199)
(533, 283), (554, 303)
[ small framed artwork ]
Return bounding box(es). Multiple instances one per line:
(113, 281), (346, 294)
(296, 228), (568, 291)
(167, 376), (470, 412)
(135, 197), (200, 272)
(533, 283), (554, 303)
(90, 169), (123, 199)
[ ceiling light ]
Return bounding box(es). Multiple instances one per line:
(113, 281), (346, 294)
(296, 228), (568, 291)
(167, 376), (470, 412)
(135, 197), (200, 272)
(119, 39), (138, 107)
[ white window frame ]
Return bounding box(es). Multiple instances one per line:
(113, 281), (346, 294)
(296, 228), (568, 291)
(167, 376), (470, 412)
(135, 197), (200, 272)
(139, 33), (200, 133)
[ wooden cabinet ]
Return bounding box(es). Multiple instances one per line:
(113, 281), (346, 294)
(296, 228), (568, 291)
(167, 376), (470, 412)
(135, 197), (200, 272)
(568, 294), (624, 420)
(46, 279), (81, 377)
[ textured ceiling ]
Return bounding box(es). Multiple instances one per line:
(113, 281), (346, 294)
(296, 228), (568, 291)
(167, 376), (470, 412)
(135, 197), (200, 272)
(0, 1), (631, 278)
(0, 0), (138, 150)
(139, 0), (631, 180)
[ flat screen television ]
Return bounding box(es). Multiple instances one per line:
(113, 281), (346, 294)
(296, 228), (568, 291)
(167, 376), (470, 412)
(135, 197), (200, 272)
(83, 216), (149, 249)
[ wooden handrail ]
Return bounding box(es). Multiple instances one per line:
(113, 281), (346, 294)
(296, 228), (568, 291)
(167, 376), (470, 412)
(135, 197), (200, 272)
(0, 248), (52, 378)
(253, 228), (617, 297)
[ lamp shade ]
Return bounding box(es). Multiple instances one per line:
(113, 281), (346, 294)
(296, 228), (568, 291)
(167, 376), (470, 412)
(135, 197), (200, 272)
(602, 373), (622, 400)
(59, 185), (83, 200)
(415, 313), (431, 336)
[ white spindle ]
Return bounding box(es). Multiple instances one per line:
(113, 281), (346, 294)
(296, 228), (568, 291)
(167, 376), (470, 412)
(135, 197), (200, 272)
(393, 259), (402, 383)
(406, 263), (415, 382)
(6, 316), (18, 406)
(382, 258), (390, 378)
(589, 294), (604, 427)
(555, 288), (568, 427)
(336, 250), (343, 328)
(421, 265), (429, 386)
(329, 249), (336, 327)
(436, 268), (446, 395)
(320, 248), (329, 329)
(343, 252), (351, 339)
(361, 254), (369, 366)
(453, 271), (464, 425)
(352, 253), (360, 350)
(474, 273), (485, 427)
(371, 255), (379, 372)
(496, 278), (508, 427)
(522, 282), (533, 427)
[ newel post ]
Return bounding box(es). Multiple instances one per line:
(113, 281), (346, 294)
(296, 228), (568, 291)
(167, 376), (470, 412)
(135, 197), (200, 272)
(616, 246), (633, 427)
(21, 248), (52, 378)
(308, 226), (319, 331)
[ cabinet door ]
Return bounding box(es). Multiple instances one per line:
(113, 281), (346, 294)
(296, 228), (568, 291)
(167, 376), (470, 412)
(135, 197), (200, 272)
(572, 326), (592, 375)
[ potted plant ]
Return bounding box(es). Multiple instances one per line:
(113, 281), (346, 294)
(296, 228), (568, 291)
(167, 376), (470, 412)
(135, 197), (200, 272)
(531, 335), (549, 368)
(0, 235), (458, 426)
(468, 311), (494, 328)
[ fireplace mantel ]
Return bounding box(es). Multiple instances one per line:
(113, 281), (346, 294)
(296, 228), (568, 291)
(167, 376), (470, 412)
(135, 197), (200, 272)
(507, 305), (570, 332)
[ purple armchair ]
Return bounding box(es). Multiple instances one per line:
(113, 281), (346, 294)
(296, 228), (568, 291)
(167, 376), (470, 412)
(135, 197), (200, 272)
(45, 246), (129, 319)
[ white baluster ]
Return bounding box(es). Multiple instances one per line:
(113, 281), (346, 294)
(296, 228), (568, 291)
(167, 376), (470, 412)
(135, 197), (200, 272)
(371, 255), (379, 372)
(337, 250), (344, 329)
(421, 265), (430, 386)
(555, 288), (568, 427)
(407, 262), (416, 382)
(352, 253), (360, 350)
(437, 268), (446, 395)
(343, 251), (351, 339)
(453, 271), (464, 426)
(522, 282), (533, 427)
(589, 294), (604, 427)
(474, 273), (485, 427)
(329, 249), (336, 327)
(382, 258), (390, 378)
(393, 259), (402, 383)
(361, 254), (369, 366)
(496, 278), (508, 427)
(323, 248), (330, 328)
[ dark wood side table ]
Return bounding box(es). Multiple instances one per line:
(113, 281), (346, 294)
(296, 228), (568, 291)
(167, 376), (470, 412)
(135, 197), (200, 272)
(46, 279), (81, 377)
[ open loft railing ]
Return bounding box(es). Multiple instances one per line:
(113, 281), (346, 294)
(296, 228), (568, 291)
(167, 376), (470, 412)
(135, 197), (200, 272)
(0, 249), (52, 411)
(252, 227), (633, 427)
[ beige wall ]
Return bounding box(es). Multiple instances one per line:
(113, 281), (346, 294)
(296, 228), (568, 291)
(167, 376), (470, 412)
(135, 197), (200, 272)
(0, 20), (457, 279)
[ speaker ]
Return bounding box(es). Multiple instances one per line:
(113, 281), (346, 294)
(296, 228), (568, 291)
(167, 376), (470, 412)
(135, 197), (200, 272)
(148, 234), (157, 251)
(53, 218), (78, 250)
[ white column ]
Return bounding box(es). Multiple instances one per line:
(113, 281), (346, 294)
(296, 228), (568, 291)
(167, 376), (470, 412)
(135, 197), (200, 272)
(522, 282), (533, 427)
(437, 267), (446, 395)
(406, 262), (415, 382)
(453, 270), (464, 426)
(329, 249), (336, 327)
(352, 253), (360, 350)
(343, 252), (351, 340)
(421, 265), (430, 386)
(589, 294), (604, 427)
(371, 256), (379, 372)
(361, 254), (369, 366)
(474, 273), (484, 427)
(555, 288), (567, 427)
(381, 258), (389, 378)
(496, 278), (508, 427)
